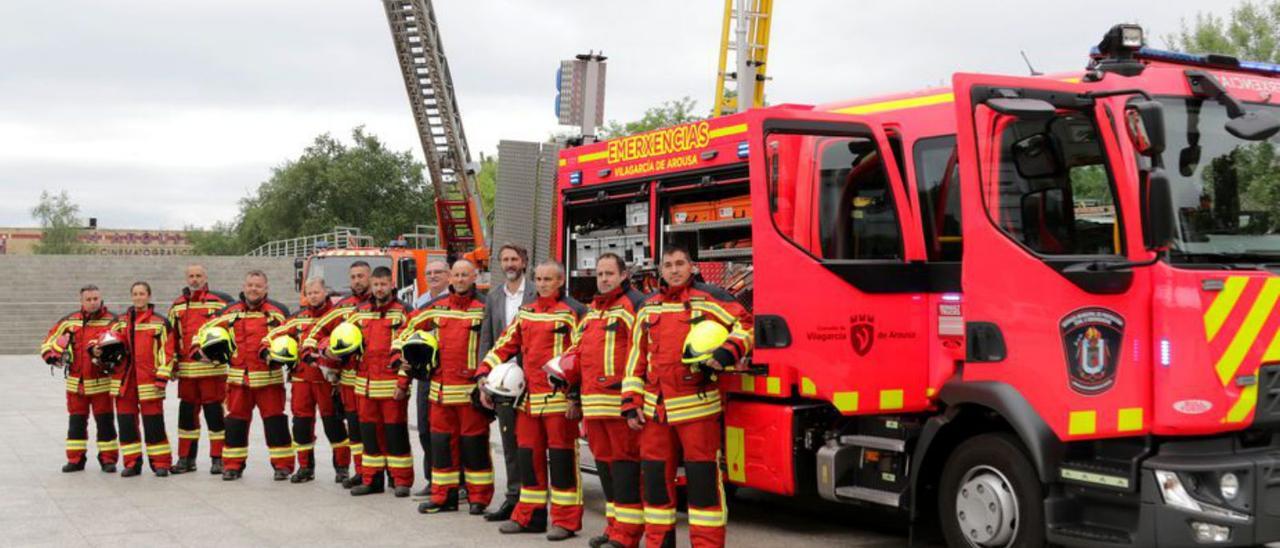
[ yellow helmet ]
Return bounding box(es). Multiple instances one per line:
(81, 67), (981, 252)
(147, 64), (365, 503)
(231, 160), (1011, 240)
(268, 335), (298, 365)
(329, 322), (363, 357)
(199, 326), (236, 364)
(400, 330), (439, 380)
(682, 320), (730, 366)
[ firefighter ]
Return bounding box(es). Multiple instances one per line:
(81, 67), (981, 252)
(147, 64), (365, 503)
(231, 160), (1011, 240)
(99, 281), (175, 477)
(562, 253), (646, 548)
(302, 260), (373, 488)
(266, 277), (351, 484)
(479, 261), (587, 541)
(202, 270), (294, 481)
(41, 284), (119, 473)
(343, 266), (413, 497)
(168, 264), (234, 475)
(622, 246), (753, 548)
(399, 259), (494, 515)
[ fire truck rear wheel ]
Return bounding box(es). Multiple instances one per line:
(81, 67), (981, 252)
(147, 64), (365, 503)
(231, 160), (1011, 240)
(938, 432), (1044, 548)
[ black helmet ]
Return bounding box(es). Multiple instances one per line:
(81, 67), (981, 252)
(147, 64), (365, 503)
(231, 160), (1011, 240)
(399, 330), (438, 380)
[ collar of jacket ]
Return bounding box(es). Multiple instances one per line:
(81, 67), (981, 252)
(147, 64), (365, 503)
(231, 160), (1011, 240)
(128, 304), (156, 320)
(534, 288), (566, 309)
(448, 287), (476, 306)
(81, 305), (109, 320)
(239, 293), (266, 310)
(306, 300), (332, 316)
(660, 280), (693, 301)
(592, 285), (625, 309)
(369, 294), (397, 310)
(188, 285), (209, 300)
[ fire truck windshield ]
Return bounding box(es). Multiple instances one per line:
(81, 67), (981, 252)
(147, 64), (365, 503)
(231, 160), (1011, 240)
(309, 255), (392, 293)
(1161, 97), (1280, 265)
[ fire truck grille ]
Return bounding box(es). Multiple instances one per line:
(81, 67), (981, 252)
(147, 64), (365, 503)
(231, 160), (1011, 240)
(1255, 364), (1280, 428)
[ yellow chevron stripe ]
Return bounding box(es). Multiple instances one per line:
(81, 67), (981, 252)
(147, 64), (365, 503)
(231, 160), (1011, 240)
(1215, 279), (1280, 385)
(1205, 277), (1250, 342)
(833, 92), (954, 115)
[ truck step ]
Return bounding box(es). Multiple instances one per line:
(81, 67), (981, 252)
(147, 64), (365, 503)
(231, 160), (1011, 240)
(838, 435), (905, 453)
(1059, 459), (1134, 491)
(833, 486), (902, 508)
(1048, 522), (1132, 545)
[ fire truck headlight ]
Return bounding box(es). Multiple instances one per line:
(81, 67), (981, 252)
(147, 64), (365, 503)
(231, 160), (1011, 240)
(1119, 24), (1144, 49)
(1156, 470), (1202, 513)
(1219, 472), (1240, 501)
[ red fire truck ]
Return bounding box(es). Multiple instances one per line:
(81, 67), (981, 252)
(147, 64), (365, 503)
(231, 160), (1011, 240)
(555, 25), (1280, 547)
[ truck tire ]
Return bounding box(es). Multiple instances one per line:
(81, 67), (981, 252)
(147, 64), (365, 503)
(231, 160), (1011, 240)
(938, 432), (1045, 548)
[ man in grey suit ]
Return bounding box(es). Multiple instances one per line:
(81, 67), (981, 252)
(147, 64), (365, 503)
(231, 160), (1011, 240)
(478, 243), (536, 522)
(410, 258), (451, 499)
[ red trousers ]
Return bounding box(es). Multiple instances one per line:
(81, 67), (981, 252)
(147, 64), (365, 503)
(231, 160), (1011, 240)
(512, 411), (582, 531)
(115, 395), (170, 471)
(585, 419), (643, 547)
(223, 384), (294, 472)
(357, 396), (413, 488)
(341, 385), (362, 477)
(65, 391), (117, 466)
(641, 417), (726, 548)
(176, 376), (226, 461)
(290, 382), (350, 471)
(428, 403), (494, 506)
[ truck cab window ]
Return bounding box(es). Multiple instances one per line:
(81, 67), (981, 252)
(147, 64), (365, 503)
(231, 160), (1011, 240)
(990, 112), (1122, 256)
(914, 136), (963, 261)
(817, 136), (903, 260)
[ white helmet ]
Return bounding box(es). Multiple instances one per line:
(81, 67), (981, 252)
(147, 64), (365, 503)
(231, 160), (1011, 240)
(484, 361), (526, 403)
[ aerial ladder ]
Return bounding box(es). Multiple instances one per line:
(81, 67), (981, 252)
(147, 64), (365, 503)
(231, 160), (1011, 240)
(381, 0), (488, 265)
(713, 0), (773, 116)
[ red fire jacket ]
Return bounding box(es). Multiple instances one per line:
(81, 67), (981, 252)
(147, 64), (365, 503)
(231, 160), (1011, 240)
(42, 306), (117, 396)
(563, 284), (646, 420)
(265, 300), (334, 384)
(204, 296), (289, 389)
(622, 282), (753, 424)
(349, 296), (408, 400)
(397, 289), (486, 405)
(303, 290), (371, 391)
(167, 286), (233, 379)
(111, 305), (176, 402)
(480, 292), (586, 416)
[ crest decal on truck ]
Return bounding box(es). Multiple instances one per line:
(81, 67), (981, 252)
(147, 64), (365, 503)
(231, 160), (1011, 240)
(1060, 308), (1125, 395)
(850, 314), (876, 357)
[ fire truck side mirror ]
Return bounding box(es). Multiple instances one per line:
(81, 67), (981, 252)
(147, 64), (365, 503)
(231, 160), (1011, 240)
(1124, 100), (1166, 156)
(985, 97), (1056, 121)
(1143, 167), (1175, 251)
(293, 258), (305, 292)
(397, 258), (417, 290)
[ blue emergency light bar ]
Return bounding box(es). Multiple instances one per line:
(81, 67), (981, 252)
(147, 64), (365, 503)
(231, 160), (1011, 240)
(1090, 45), (1280, 78)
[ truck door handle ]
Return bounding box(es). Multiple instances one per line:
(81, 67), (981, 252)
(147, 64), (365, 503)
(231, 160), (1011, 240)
(755, 315), (791, 349)
(966, 322), (1007, 363)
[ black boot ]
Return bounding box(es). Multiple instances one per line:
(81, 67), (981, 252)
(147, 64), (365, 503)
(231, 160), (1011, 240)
(468, 502), (487, 516)
(100, 462), (117, 474)
(335, 468), (350, 484)
(273, 468), (290, 481)
(61, 461), (86, 473)
(121, 463), (142, 478)
(342, 474), (362, 489)
(588, 535), (611, 548)
(418, 490), (459, 514)
(222, 468), (242, 481)
(171, 458), (195, 474)
(209, 458), (223, 475)
(350, 482), (385, 496)
(290, 467), (315, 483)
(484, 499), (516, 522)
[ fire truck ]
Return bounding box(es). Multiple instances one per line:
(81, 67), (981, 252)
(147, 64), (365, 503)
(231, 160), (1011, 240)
(292, 241), (446, 305)
(555, 25), (1280, 547)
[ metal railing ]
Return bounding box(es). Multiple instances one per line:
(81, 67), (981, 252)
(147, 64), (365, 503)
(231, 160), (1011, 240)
(401, 224), (440, 250)
(245, 226), (373, 258)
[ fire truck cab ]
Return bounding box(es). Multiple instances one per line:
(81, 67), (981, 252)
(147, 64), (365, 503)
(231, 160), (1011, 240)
(557, 25), (1280, 547)
(293, 243), (445, 305)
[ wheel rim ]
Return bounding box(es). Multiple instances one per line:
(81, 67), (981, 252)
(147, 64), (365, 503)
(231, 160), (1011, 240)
(954, 465), (1019, 547)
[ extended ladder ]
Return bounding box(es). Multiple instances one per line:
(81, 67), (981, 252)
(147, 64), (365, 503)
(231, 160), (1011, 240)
(713, 0), (774, 117)
(381, 0), (487, 259)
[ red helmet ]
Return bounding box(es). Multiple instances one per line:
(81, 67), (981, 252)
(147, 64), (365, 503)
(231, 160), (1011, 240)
(543, 353), (580, 391)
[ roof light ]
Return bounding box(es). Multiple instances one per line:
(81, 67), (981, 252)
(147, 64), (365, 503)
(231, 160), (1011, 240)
(388, 239), (408, 248)
(1119, 25), (1144, 49)
(737, 141), (750, 159)
(569, 171), (583, 185)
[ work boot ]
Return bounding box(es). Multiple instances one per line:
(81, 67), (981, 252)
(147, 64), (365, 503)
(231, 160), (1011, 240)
(484, 500), (516, 522)
(412, 486), (431, 500)
(419, 490), (459, 514)
(334, 469), (350, 484)
(290, 467), (315, 484)
(343, 475), (362, 489)
(222, 469), (242, 481)
(350, 483), (385, 496)
(121, 464), (142, 478)
(273, 468), (290, 481)
(500, 520), (545, 534)
(394, 485), (411, 498)
(154, 468), (170, 477)
(171, 458), (194, 474)
(546, 526), (575, 542)
(468, 502), (487, 516)
(588, 535), (611, 548)
(209, 458), (223, 475)
(61, 461), (86, 473)
(101, 462), (117, 474)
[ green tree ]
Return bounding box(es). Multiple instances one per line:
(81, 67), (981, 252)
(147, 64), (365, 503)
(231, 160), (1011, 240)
(30, 190), (85, 254)
(474, 155), (497, 228)
(599, 97), (704, 139)
(191, 127), (436, 255)
(1169, 0), (1280, 61)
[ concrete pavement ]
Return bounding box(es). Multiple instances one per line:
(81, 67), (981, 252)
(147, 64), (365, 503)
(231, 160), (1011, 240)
(0, 355), (907, 547)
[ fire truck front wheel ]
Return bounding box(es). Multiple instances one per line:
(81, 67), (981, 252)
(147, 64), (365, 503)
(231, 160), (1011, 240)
(939, 432), (1045, 548)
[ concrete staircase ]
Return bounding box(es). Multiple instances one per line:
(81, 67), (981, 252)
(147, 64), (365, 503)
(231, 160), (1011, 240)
(0, 256), (295, 354)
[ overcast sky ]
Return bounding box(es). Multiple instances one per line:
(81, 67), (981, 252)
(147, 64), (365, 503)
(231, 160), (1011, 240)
(0, 0), (1217, 230)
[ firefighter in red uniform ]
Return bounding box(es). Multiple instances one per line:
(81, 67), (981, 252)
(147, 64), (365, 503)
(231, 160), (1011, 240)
(400, 259), (494, 514)
(203, 270), (294, 481)
(265, 276), (351, 484)
(479, 261), (587, 541)
(562, 253), (646, 548)
(168, 264), (234, 475)
(302, 260), (372, 488)
(41, 284), (119, 473)
(102, 281), (176, 477)
(345, 266), (413, 497)
(623, 246), (753, 548)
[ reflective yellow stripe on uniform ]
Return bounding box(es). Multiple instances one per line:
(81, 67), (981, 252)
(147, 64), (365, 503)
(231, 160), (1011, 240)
(519, 488), (548, 504)
(223, 447), (249, 459)
(615, 506), (645, 525)
(465, 470), (494, 485)
(433, 470), (461, 485)
(644, 507), (677, 525)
